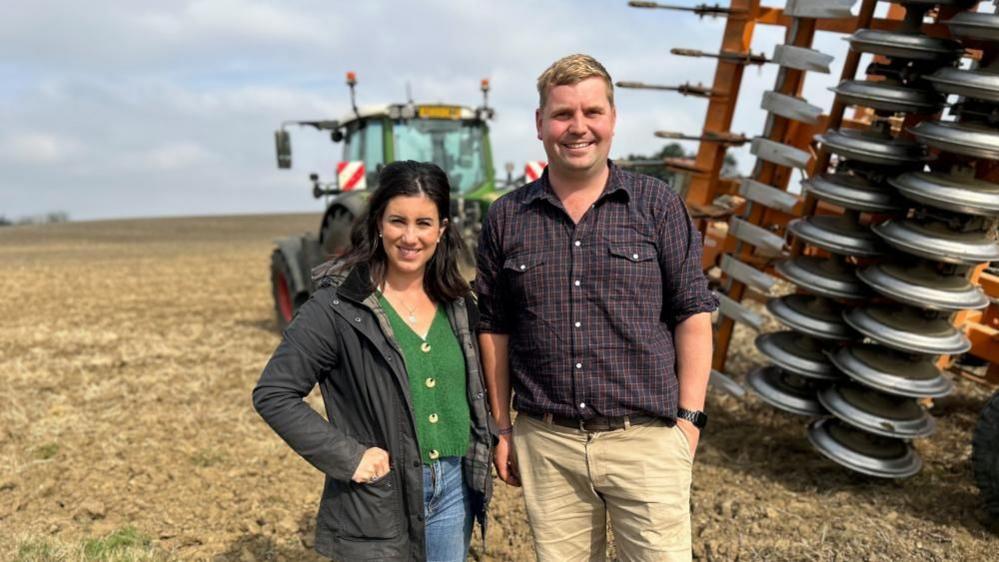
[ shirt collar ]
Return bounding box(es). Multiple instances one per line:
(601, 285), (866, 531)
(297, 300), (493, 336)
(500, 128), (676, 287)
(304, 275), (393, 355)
(521, 160), (631, 207)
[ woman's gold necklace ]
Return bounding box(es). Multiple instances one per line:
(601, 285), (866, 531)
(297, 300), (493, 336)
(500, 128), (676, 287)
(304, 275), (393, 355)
(386, 291), (431, 350)
(401, 299), (418, 325)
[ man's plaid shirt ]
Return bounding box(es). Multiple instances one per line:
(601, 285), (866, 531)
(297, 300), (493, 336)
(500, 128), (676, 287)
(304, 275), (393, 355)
(475, 162), (718, 420)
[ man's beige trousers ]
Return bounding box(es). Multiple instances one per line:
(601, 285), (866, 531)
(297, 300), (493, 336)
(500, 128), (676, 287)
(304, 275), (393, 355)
(513, 414), (693, 562)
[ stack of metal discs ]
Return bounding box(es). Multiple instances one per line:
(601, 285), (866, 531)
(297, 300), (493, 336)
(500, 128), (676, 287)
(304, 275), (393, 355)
(753, 0), (999, 478)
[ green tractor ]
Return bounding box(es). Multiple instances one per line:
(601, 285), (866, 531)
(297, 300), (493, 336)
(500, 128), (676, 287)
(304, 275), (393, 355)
(270, 72), (507, 328)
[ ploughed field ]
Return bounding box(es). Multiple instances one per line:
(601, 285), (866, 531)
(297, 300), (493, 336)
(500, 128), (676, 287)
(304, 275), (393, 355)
(1, 214), (997, 561)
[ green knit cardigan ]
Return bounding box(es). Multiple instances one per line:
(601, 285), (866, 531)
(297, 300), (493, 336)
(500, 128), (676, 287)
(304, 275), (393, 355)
(378, 295), (470, 464)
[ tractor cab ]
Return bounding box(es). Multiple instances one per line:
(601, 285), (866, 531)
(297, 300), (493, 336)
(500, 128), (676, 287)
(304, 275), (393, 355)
(328, 102), (493, 197)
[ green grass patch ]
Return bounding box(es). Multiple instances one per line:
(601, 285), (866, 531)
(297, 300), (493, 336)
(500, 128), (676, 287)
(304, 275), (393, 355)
(81, 526), (152, 560)
(16, 537), (66, 561)
(189, 448), (226, 468)
(15, 526), (169, 562)
(34, 443), (60, 460)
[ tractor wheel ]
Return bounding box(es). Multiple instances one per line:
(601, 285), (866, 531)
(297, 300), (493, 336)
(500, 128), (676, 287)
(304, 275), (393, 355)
(270, 249), (303, 330)
(973, 390), (999, 526)
(321, 206), (354, 258)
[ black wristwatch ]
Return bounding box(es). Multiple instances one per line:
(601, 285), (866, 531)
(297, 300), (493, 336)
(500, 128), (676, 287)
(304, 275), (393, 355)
(676, 408), (708, 430)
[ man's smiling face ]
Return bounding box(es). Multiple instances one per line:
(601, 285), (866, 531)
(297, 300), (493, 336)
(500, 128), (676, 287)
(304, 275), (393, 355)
(536, 76), (616, 180)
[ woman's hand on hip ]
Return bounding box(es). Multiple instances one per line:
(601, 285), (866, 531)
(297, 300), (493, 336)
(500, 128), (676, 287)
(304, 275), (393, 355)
(352, 447), (391, 484)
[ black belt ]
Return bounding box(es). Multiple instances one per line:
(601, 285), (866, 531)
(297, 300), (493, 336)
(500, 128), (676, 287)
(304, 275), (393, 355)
(525, 412), (659, 432)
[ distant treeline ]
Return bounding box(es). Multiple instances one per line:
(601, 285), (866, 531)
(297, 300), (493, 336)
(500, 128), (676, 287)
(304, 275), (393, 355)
(0, 211), (71, 226)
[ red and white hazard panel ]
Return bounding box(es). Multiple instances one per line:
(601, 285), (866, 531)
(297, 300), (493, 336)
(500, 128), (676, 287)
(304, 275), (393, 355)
(337, 161), (367, 191)
(524, 161), (547, 183)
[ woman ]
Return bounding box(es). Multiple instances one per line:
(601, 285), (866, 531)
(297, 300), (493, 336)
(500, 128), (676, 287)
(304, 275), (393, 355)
(253, 161), (494, 562)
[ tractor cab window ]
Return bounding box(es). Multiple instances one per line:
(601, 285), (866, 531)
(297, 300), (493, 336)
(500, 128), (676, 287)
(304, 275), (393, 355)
(393, 120), (486, 193)
(343, 124), (363, 163)
(342, 120), (385, 186)
(362, 120), (384, 186)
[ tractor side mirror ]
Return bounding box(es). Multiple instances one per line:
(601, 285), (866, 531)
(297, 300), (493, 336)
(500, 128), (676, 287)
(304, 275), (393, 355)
(275, 130), (292, 169)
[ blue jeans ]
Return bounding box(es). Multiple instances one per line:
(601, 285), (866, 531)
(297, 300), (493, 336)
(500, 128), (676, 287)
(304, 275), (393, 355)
(423, 457), (473, 562)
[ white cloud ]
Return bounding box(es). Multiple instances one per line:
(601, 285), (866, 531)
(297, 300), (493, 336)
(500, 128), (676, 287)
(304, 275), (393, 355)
(136, 0), (333, 45)
(140, 142), (217, 171)
(1, 132), (82, 164)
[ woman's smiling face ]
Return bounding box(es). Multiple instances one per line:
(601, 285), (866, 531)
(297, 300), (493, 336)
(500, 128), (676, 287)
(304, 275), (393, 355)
(379, 194), (446, 277)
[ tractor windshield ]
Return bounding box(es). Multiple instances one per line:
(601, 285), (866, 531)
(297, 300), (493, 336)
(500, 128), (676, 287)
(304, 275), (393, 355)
(393, 120), (487, 193)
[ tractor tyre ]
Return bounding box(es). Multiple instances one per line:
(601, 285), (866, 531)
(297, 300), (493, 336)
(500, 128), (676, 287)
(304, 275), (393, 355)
(973, 390), (999, 526)
(321, 206), (354, 258)
(270, 249), (304, 331)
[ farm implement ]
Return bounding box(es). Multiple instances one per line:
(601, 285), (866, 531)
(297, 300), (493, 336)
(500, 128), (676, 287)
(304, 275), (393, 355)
(619, 0), (999, 523)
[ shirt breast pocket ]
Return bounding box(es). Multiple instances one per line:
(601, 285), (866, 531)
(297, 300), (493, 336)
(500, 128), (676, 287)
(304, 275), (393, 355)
(503, 253), (546, 306)
(607, 241), (660, 294)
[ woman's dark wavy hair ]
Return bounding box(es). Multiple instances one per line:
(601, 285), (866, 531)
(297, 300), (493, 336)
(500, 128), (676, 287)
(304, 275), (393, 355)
(335, 160), (471, 303)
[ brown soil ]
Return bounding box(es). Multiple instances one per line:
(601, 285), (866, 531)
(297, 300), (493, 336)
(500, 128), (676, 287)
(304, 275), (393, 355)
(1, 215), (997, 561)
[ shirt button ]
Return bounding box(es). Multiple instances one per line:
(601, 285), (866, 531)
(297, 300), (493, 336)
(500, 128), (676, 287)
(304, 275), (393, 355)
(574, 321), (581, 328)
(420, 342), (432, 353)
(574, 240), (581, 247)
(574, 280), (581, 287)
(425, 377), (437, 388)
(429, 413), (439, 424)
(632, 253), (639, 260)
(412, 460), (421, 468)
(354, 317), (361, 322)
(332, 299), (339, 305)
(575, 363), (582, 369)
(579, 402), (586, 409)
(428, 449), (440, 460)
(519, 264), (526, 270)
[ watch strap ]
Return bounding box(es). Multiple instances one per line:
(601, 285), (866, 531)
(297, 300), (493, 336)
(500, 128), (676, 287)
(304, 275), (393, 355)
(676, 407), (708, 429)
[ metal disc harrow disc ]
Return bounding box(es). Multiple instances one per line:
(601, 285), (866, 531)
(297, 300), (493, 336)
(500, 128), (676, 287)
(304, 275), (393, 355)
(807, 417), (923, 479)
(856, 261), (989, 311)
(802, 172), (901, 213)
(747, 366), (828, 417)
(909, 120), (999, 160)
(817, 382), (935, 438)
(766, 294), (854, 341)
(815, 128), (926, 166)
(945, 11), (999, 42)
(847, 29), (962, 63)
(843, 304), (971, 355)
(788, 215), (883, 257)
(755, 331), (841, 381)
(872, 219), (999, 265)
(776, 256), (869, 300)
(831, 80), (945, 114)
(889, 171), (999, 216)
(925, 67), (999, 104)
(829, 344), (954, 398)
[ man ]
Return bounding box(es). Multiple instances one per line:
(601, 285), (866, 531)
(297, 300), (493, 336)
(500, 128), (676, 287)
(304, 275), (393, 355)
(475, 54), (717, 561)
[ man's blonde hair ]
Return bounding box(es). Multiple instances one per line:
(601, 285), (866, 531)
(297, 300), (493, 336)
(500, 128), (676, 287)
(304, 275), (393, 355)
(536, 54), (614, 109)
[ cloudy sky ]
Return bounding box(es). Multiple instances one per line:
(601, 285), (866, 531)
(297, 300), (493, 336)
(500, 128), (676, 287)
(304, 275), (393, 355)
(2, 0), (864, 221)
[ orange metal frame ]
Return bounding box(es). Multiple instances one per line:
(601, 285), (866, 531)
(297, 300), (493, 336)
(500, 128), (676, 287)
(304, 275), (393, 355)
(677, 1), (999, 384)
